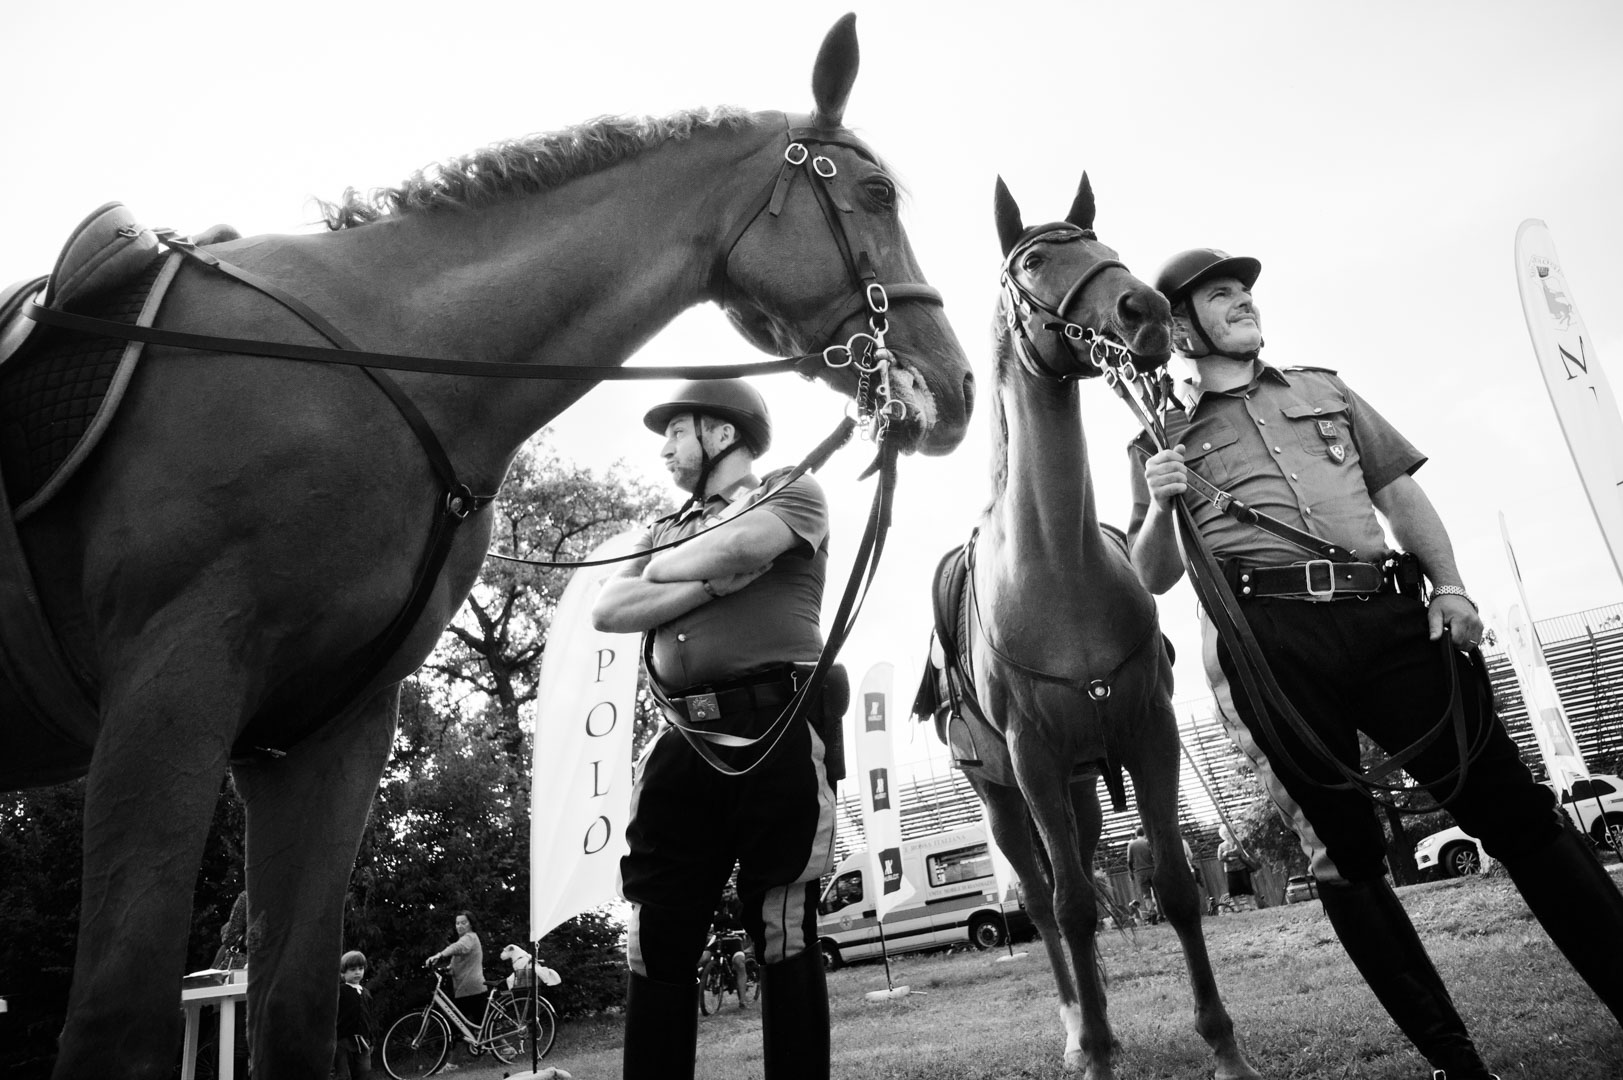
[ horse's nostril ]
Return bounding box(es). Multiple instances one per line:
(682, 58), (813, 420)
(962, 372), (977, 419)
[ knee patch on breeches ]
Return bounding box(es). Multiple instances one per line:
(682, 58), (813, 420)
(627, 902), (712, 983)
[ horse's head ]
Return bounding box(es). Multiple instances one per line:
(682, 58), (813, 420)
(716, 14), (974, 457)
(993, 173), (1171, 380)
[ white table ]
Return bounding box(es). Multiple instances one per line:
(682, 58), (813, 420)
(180, 978), (248, 1080)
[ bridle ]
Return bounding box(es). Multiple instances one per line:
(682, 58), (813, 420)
(712, 113), (947, 437)
(999, 224), (1134, 381)
(20, 111), (948, 757)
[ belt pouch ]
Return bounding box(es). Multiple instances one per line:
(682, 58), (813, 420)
(815, 664), (849, 784)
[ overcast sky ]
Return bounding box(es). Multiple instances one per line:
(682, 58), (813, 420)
(7, 1), (1622, 774)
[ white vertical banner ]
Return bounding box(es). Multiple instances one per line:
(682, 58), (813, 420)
(1498, 513), (1590, 795)
(854, 662), (916, 920)
(529, 532), (642, 943)
(1515, 219), (1623, 585)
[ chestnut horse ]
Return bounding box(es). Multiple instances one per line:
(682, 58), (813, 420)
(939, 175), (1257, 1078)
(0, 15), (972, 1077)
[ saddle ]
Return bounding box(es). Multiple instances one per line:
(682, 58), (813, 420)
(0, 203), (235, 753)
(911, 530), (1142, 810)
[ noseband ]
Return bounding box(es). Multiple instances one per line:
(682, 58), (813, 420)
(1000, 225), (1135, 381)
(714, 115), (945, 439)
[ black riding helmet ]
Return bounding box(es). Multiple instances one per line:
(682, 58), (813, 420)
(643, 378), (773, 455)
(1153, 248), (1262, 361)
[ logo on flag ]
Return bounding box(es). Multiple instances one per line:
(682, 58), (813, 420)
(864, 692), (886, 732)
(879, 847), (904, 895)
(869, 766), (890, 811)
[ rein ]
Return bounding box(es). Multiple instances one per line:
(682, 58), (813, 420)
(19, 117), (937, 758)
(1096, 346), (1492, 811)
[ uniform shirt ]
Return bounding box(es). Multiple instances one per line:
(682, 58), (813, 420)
(1128, 363), (1425, 566)
(643, 468), (828, 690)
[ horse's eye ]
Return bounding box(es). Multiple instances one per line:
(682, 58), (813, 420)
(1021, 252), (1045, 273)
(863, 178), (896, 208)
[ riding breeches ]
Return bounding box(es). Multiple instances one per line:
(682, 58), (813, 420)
(1202, 592), (1566, 884)
(621, 710), (837, 983)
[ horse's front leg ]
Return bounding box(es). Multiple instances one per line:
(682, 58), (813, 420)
(1010, 732), (1114, 1079)
(1133, 700), (1262, 1080)
(52, 650), (240, 1079)
(233, 684), (399, 1078)
(972, 778), (1086, 1063)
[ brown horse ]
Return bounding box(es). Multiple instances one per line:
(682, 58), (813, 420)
(939, 175), (1257, 1078)
(0, 15), (972, 1077)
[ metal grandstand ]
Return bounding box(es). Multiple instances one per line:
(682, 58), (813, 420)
(840, 602), (1623, 871)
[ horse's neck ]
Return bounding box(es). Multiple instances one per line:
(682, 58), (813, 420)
(990, 371), (1100, 561)
(982, 363), (1150, 631)
(288, 124), (781, 484)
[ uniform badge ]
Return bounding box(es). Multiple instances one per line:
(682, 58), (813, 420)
(1316, 419), (1337, 439)
(1328, 444), (1346, 464)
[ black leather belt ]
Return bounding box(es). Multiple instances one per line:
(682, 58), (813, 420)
(1229, 559), (1388, 601)
(666, 666), (800, 723)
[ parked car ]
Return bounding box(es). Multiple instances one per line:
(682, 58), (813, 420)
(1414, 826), (1489, 878)
(1547, 773), (1623, 846)
(1283, 875), (1318, 904)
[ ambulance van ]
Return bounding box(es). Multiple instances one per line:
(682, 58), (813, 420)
(814, 825), (1025, 969)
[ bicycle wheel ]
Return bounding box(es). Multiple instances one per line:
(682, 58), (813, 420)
(532, 996), (558, 1059)
(485, 990), (530, 1064)
(702, 966), (725, 1016)
(381, 1008), (451, 1080)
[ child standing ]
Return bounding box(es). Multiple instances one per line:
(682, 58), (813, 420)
(334, 950), (375, 1079)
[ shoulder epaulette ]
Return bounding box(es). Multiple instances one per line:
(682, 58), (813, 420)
(1282, 365), (1339, 375)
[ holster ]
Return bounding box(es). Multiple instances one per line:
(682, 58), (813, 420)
(808, 663), (849, 784)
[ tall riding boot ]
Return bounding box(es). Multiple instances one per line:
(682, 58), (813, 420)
(623, 971), (698, 1080)
(760, 947), (831, 1080)
(1318, 878), (1494, 1079)
(1499, 828), (1623, 1026)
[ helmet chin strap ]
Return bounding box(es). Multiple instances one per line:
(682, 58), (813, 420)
(1181, 303), (1261, 364)
(681, 427), (750, 512)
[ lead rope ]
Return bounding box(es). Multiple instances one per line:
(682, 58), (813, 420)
(1098, 346), (1492, 810)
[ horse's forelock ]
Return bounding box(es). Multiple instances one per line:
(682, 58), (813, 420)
(317, 105), (759, 230)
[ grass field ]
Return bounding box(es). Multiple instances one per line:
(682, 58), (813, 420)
(449, 870), (1623, 1079)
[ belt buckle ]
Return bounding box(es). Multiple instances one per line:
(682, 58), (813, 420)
(687, 691), (721, 722)
(1303, 559), (1335, 600)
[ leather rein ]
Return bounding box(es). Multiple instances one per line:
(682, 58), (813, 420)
(22, 117), (936, 760)
(1090, 322), (1491, 812)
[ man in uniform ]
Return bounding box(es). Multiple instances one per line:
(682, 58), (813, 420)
(593, 378), (839, 1080)
(1128, 248), (1623, 1079)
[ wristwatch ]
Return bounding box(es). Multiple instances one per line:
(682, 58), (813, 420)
(1429, 584), (1477, 611)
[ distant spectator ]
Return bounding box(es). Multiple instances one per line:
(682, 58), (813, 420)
(334, 950), (374, 1079)
(1218, 825), (1257, 912)
(427, 911), (485, 1029)
(1126, 827), (1157, 923)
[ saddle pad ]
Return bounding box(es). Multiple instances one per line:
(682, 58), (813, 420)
(0, 253), (174, 517)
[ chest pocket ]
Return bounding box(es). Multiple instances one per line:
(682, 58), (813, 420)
(1283, 397), (1356, 460)
(1179, 419), (1252, 491)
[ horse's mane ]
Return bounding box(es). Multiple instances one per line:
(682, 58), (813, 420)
(985, 304), (1016, 515)
(319, 106), (758, 229)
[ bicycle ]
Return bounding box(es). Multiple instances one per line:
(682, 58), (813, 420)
(697, 938), (759, 1016)
(381, 960), (557, 1079)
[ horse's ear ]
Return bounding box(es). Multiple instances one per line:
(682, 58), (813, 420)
(811, 13), (859, 128)
(994, 176), (1025, 257)
(1065, 172), (1096, 231)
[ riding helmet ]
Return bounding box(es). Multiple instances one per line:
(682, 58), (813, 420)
(643, 379), (773, 455)
(1153, 248), (1262, 306)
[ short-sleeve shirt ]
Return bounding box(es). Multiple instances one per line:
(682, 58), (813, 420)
(1127, 363), (1425, 566)
(643, 468), (828, 689)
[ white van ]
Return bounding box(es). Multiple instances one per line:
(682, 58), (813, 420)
(815, 826), (1025, 968)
